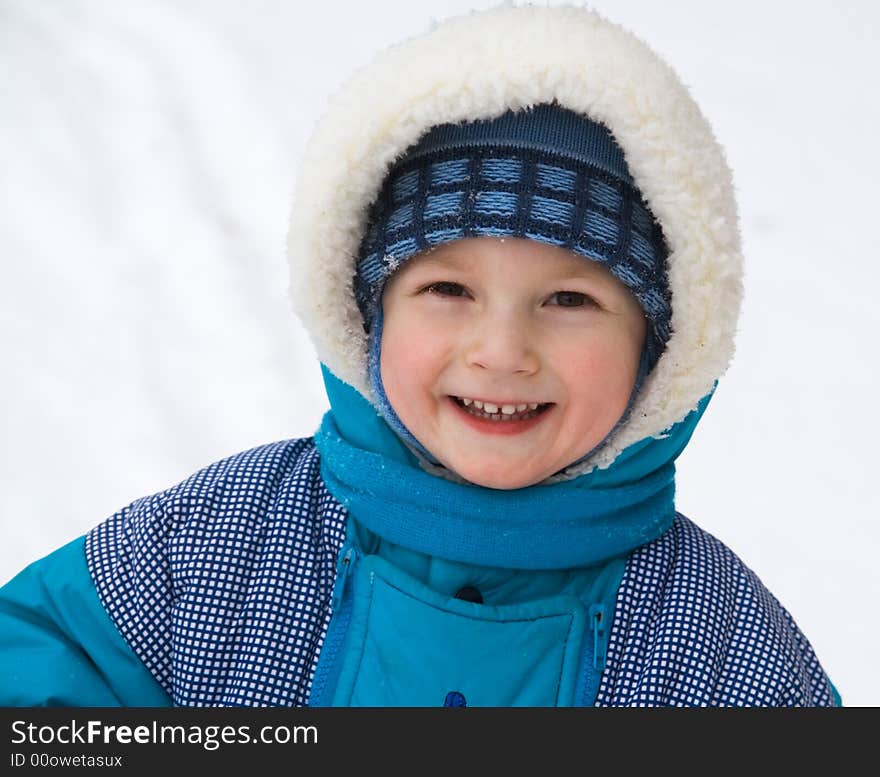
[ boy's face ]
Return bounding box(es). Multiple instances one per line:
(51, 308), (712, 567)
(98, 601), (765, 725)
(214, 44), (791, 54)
(379, 237), (647, 489)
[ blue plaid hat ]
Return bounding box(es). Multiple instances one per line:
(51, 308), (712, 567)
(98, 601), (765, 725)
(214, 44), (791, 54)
(354, 102), (672, 471)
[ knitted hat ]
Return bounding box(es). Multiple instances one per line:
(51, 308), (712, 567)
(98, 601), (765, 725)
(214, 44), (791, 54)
(353, 102), (672, 471)
(354, 102), (672, 368)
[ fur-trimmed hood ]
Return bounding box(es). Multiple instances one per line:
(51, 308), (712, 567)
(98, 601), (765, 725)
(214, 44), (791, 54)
(285, 2), (743, 476)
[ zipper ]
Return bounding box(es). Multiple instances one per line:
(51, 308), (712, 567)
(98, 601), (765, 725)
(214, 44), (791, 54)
(589, 604), (607, 671)
(576, 556), (626, 706)
(572, 602), (609, 707)
(308, 542), (360, 706)
(331, 545), (357, 612)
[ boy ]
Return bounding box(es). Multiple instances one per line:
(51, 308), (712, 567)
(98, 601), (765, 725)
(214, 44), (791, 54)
(0, 3), (839, 706)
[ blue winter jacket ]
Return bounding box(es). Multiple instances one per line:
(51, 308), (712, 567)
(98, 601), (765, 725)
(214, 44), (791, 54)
(0, 426), (840, 707)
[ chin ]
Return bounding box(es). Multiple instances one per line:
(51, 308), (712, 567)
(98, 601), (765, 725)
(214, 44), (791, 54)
(454, 463), (545, 491)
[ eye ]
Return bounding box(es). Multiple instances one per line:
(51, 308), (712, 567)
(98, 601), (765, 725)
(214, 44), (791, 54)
(423, 281), (468, 298)
(547, 291), (596, 308)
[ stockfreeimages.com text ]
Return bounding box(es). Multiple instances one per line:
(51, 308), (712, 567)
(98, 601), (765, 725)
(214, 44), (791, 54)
(10, 719), (317, 751)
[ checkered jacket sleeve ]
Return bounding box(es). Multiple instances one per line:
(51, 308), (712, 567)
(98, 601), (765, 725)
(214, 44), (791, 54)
(85, 438), (348, 706)
(595, 514), (840, 707)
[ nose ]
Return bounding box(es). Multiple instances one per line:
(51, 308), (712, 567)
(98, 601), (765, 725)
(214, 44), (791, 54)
(463, 310), (540, 375)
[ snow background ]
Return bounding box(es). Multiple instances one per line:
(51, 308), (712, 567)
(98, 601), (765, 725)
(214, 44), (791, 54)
(2, 0), (877, 706)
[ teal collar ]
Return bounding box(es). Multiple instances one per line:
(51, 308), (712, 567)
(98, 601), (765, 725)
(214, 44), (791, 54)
(315, 364), (713, 570)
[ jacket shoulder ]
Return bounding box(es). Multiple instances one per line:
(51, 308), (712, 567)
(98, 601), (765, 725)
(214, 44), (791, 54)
(89, 437), (321, 543)
(151, 436), (319, 510)
(599, 513), (838, 707)
(84, 436), (347, 704)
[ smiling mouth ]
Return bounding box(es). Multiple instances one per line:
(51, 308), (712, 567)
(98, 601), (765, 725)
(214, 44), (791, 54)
(451, 396), (553, 422)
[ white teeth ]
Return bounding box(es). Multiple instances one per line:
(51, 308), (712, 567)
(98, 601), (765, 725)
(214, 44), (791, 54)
(457, 397), (546, 415)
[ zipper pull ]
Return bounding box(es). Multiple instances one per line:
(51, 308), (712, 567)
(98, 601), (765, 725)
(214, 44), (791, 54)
(330, 545), (357, 612)
(589, 604), (607, 671)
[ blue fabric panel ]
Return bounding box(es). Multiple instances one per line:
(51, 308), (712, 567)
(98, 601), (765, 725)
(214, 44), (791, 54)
(0, 536), (170, 706)
(331, 554), (586, 707)
(342, 517), (631, 707)
(349, 518), (625, 609)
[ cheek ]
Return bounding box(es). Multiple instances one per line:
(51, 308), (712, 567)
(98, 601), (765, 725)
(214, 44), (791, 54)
(379, 312), (448, 405)
(558, 332), (641, 401)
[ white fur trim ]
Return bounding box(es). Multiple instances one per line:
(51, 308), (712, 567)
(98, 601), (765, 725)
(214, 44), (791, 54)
(285, 2), (743, 476)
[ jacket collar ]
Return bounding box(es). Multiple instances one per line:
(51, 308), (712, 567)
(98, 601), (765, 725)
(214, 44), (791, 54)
(314, 365), (712, 570)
